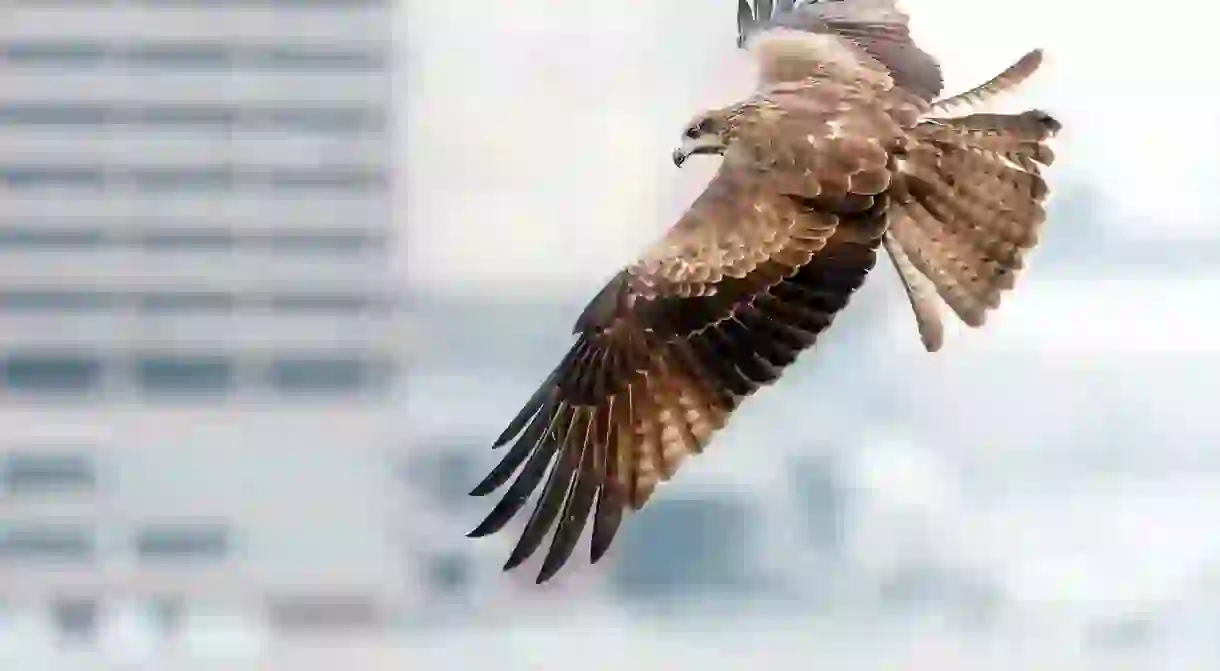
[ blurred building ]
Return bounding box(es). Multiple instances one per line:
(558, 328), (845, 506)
(0, 0), (407, 651)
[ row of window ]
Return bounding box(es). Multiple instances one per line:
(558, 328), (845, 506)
(5, 592), (385, 642)
(0, 166), (386, 191)
(0, 291), (394, 315)
(3, 39), (384, 67)
(2, 51), (383, 76)
(0, 103), (385, 132)
(14, 0), (386, 9)
(0, 353), (394, 395)
(0, 523), (230, 562)
(0, 228), (385, 253)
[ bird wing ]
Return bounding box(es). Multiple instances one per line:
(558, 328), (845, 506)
(469, 76), (907, 584)
(737, 0), (943, 99)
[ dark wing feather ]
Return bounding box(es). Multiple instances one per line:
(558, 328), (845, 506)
(470, 76), (913, 584)
(824, 19), (944, 100)
(737, 0), (756, 48)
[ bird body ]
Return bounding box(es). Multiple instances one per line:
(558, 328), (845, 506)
(469, 0), (1061, 584)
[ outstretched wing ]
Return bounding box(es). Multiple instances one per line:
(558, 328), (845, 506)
(738, 0), (943, 99)
(469, 77), (905, 585)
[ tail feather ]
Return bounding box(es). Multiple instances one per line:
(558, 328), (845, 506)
(883, 231), (945, 351)
(907, 142), (1047, 252)
(888, 108), (1060, 332)
(930, 110), (1060, 172)
(888, 197), (1001, 326)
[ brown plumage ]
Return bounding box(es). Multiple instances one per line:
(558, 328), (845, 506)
(469, 1), (1062, 584)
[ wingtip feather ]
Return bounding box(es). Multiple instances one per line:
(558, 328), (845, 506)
(468, 479), (496, 497)
(534, 559), (563, 585)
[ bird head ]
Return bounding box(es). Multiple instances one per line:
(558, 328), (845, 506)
(672, 109), (733, 168)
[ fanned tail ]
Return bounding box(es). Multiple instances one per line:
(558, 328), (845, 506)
(889, 108), (1061, 332)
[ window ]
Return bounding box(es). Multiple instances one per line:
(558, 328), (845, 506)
(0, 41), (108, 67)
(266, 355), (389, 394)
(126, 167), (235, 192)
(14, 0), (117, 5)
(244, 45), (386, 71)
(0, 104), (109, 127)
(1, 453), (95, 494)
(0, 525), (93, 562)
(136, 230), (236, 251)
(124, 43), (233, 70)
(265, 293), (378, 314)
(265, 593), (381, 633)
(2, 353), (103, 394)
(137, 292), (235, 314)
(135, 524), (230, 562)
(264, 168), (385, 191)
(129, 105), (238, 128)
(138, 0), (386, 6)
(1, 40), (384, 71)
(0, 228), (108, 250)
(0, 104), (384, 131)
(0, 291), (114, 313)
(256, 231), (382, 254)
(253, 107), (384, 132)
(52, 597), (99, 643)
(135, 355), (235, 395)
(0, 166), (104, 189)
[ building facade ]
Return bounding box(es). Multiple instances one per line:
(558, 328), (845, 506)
(0, 0), (408, 654)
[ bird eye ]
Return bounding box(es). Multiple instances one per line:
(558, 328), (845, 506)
(684, 127), (700, 139)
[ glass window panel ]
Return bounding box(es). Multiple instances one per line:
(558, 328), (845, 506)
(3, 353), (103, 394)
(135, 356), (235, 395)
(2, 452), (95, 493)
(0, 525), (93, 562)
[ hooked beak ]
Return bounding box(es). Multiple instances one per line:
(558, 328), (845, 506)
(672, 144), (721, 168)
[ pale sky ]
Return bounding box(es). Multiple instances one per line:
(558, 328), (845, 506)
(403, 0), (1220, 298)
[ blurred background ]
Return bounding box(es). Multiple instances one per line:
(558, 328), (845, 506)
(1, 0), (1218, 668)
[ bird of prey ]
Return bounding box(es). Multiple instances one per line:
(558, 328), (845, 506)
(468, 0), (1060, 584)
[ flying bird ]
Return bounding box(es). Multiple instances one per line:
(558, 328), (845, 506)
(468, 0), (1061, 584)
